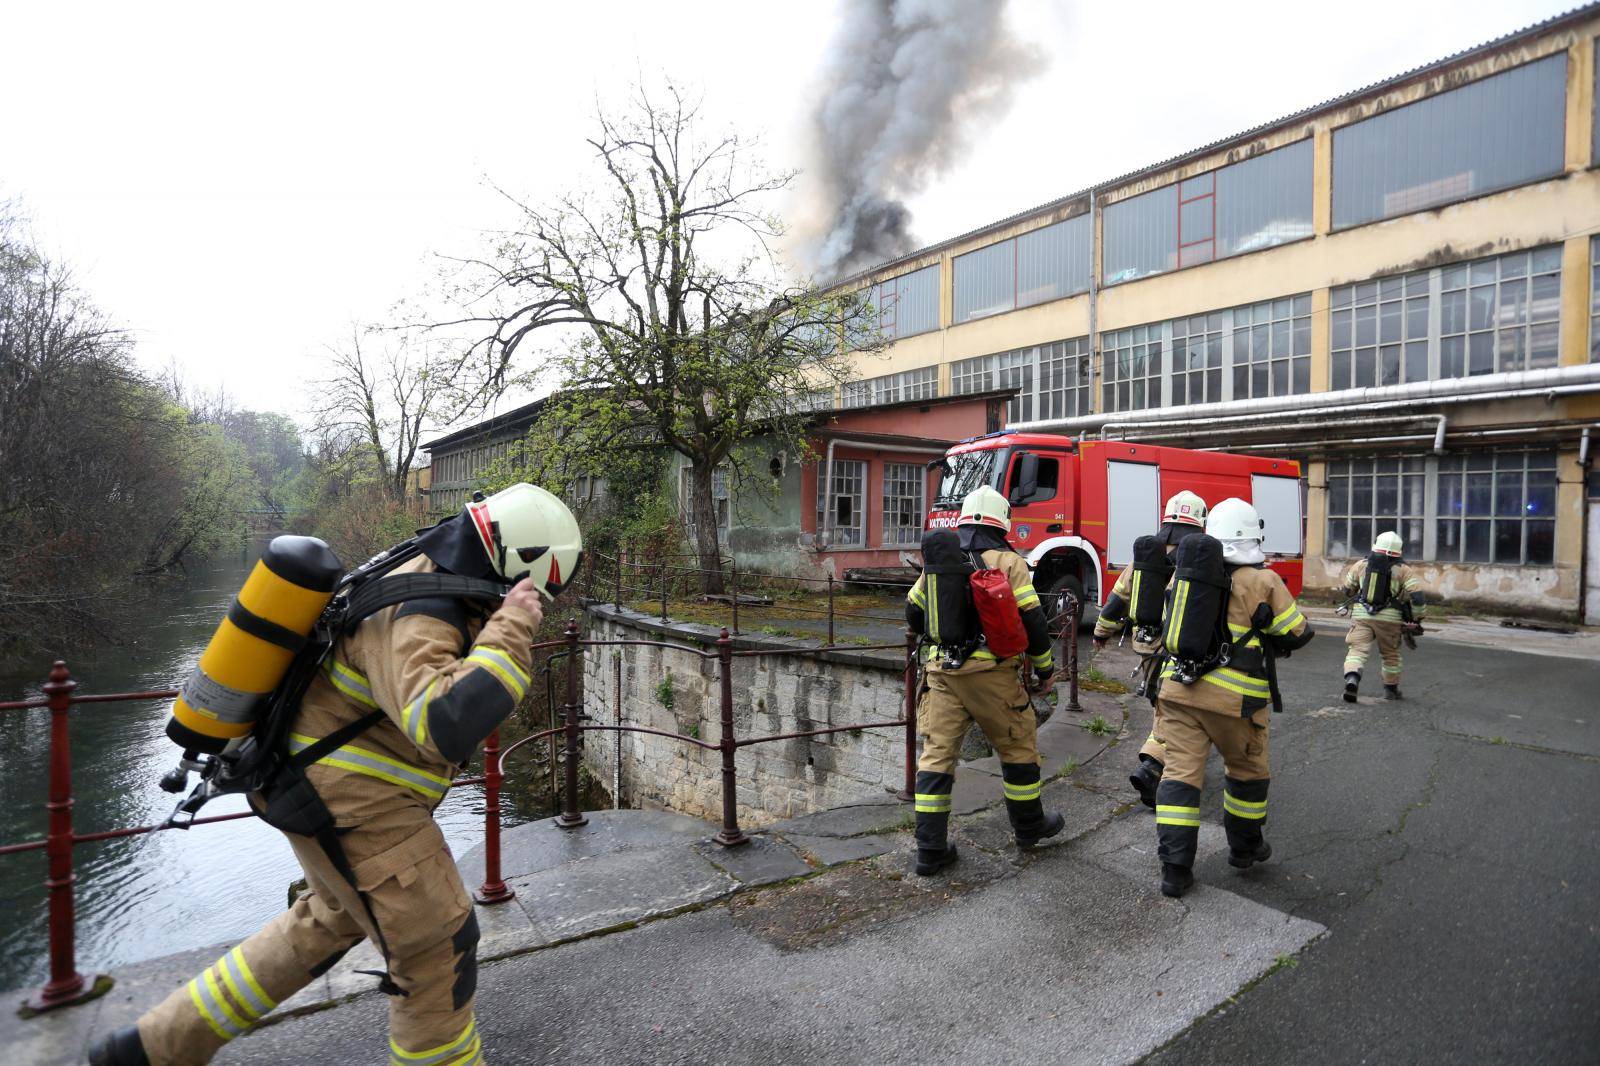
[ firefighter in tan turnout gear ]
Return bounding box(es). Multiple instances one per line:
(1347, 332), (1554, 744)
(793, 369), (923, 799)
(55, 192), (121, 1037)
(1340, 530), (1427, 702)
(1152, 497), (1312, 899)
(1093, 490), (1209, 810)
(906, 486), (1063, 876)
(90, 484), (583, 1066)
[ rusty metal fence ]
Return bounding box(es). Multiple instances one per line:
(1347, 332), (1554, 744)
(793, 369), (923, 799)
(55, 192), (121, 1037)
(0, 589), (1080, 1016)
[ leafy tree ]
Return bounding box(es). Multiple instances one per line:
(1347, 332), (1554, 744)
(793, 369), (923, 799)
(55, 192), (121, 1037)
(443, 84), (882, 592)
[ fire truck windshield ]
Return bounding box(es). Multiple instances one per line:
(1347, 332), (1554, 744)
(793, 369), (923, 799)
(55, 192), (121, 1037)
(934, 450), (997, 508)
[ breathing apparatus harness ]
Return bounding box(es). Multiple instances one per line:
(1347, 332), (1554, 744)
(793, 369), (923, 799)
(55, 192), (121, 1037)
(1156, 535), (1286, 714)
(154, 535), (512, 996)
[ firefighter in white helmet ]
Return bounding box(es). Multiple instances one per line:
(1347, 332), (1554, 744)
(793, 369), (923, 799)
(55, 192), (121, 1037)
(1094, 490), (1209, 808)
(93, 484), (581, 1066)
(1150, 497), (1312, 899)
(905, 486), (1064, 875)
(1339, 530), (1427, 701)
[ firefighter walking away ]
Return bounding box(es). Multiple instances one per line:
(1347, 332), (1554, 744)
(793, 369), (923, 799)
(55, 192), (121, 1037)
(89, 484), (583, 1066)
(906, 486), (1063, 875)
(1093, 490), (1208, 810)
(1339, 530), (1428, 701)
(1150, 497), (1312, 899)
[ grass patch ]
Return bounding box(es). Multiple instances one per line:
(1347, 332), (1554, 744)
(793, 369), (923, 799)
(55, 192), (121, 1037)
(1085, 714), (1114, 737)
(1051, 755), (1080, 780)
(1078, 664), (1129, 695)
(655, 673), (675, 711)
(1268, 953), (1300, 974)
(758, 625), (798, 638)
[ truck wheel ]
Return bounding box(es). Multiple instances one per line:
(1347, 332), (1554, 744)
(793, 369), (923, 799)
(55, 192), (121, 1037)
(1041, 574), (1091, 634)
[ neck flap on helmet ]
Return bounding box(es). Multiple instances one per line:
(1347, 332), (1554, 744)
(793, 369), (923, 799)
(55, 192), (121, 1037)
(1158, 521), (1204, 546)
(958, 524), (1011, 554)
(415, 511), (497, 580)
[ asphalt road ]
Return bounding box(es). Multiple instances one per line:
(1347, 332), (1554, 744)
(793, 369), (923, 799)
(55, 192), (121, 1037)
(1144, 625), (1600, 1064)
(212, 624), (1599, 1064)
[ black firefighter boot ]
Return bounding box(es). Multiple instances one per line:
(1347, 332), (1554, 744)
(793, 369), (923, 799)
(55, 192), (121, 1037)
(1384, 684), (1404, 700)
(1128, 754), (1163, 810)
(913, 770), (959, 876)
(1223, 776), (1272, 869)
(1003, 762), (1065, 848)
(88, 1026), (149, 1066)
(1343, 672), (1361, 703)
(1155, 777), (1201, 898)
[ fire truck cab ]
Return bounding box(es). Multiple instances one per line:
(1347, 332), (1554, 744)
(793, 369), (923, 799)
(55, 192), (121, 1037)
(927, 430), (1304, 620)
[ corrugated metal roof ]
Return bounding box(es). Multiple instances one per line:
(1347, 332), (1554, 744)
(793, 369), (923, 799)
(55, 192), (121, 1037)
(829, 2), (1600, 289)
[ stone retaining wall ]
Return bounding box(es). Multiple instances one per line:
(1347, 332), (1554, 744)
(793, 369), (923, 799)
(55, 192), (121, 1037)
(581, 607), (910, 826)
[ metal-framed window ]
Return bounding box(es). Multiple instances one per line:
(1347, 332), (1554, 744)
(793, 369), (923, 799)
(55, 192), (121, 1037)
(1334, 246), (1562, 386)
(1170, 311), (1224, 407)
(816, 459), (866, 547)
(881, 463), (926, 547)
(858, 264), (940, 343)
(1435, 451), (1556, 565)
(1325, 457), (1426, 560)
(1230, 294), (1312, 399)
(952, 340), (1088, 423)
(841, 365), (938, 408)
(1101, 292), (1311, 412)
(1332, 54), (1567, 229)
(1177, 171), (1215, 268)
(1100, 325), (1164, 411)
(1325, 449), (1556, 565)
(952, 216), (1093, 324)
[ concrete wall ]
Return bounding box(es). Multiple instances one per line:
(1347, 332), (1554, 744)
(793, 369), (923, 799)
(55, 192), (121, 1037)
(581, 608), (909, 827)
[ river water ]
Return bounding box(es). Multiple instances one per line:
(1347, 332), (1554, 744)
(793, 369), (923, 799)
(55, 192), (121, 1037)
(0, 537), (533, 993)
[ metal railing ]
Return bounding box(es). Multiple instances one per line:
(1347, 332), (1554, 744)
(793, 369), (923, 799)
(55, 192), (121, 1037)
(0, 584), (1082, 1015)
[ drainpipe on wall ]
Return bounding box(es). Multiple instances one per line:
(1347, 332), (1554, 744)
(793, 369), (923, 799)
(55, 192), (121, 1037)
(1087, 190), (1099, 409)
(821, 438), (836, 552)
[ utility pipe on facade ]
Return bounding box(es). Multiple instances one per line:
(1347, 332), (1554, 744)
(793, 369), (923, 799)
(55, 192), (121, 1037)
(1010, 363), (1600, 437)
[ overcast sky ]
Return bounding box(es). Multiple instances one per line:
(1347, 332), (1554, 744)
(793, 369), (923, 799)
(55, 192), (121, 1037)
(2, 0), (1572, 431)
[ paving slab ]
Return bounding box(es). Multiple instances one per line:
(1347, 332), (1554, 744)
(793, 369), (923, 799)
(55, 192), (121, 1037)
(693, 833), (814, 886)
(504, 844), (738, 941)
(766, 797), (905, 839)
(457, 808), (716, 885)
(777, 831), (901, 865)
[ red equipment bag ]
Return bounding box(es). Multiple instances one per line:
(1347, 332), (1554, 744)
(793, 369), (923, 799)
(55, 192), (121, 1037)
(969, 560), (1030, 660)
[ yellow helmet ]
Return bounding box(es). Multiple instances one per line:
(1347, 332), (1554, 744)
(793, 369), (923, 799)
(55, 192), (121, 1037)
(1373, 531), (1404, 557)
(1162, 490), (1208, 528)
(958, 485), (1011, 532)
(466, 483), (584, 598)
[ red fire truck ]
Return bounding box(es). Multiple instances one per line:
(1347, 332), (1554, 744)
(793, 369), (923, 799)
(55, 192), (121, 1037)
(927, 430), (1304, 617)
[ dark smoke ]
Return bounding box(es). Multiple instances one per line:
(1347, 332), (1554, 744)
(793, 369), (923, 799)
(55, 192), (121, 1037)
(805, 0), (1041, 280)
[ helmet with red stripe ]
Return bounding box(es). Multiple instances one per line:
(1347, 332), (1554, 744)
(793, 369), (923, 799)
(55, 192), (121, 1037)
(466, 483), (584, 599)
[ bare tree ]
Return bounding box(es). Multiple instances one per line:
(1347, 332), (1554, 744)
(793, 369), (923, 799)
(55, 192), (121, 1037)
(440, 83), (882, 592)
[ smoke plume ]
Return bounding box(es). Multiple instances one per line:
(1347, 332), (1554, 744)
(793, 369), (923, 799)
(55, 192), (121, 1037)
(804, 0), (1042, 280)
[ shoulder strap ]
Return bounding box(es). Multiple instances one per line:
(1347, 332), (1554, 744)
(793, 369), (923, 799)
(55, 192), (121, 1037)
(344, 572), (511, 629)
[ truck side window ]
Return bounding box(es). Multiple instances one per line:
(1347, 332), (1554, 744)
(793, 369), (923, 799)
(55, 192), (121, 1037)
(1009, 456), (1060, 504)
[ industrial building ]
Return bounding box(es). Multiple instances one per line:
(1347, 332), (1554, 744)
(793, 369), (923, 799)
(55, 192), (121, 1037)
(827, 5), (1600, 620)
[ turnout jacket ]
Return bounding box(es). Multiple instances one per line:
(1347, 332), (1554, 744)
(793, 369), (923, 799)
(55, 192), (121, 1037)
(906, 548), (1054, 676)
(1158, 564), (1311, 716)
(289, 555), (538, 827)
(1341, 558), (1426, 624)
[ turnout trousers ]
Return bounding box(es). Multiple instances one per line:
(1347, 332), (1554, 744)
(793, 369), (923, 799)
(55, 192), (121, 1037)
(914, 662), (1047, 853)
(1345, 618), (1403, 685)
(1152, 699), (1270, 870)
(135, 807), (483, 1066)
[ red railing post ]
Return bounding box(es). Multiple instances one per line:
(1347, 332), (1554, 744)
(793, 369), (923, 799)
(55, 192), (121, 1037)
(826, 574), (835, 646)
(899, 629), (918, 801)
(1063, 591), (1083, 714)
(474, 729), (514, 904)
(555, 619), (588, 829)
(659, 561), (669, 623)
(614, 547), (623, 610)
(713, 629), (748, 847)
(27, 660), (101, 1012)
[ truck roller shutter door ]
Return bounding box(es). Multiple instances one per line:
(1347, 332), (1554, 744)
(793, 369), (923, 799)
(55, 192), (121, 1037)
(1107, 460), (1161, 568)
(1252, 473), (1303, 557)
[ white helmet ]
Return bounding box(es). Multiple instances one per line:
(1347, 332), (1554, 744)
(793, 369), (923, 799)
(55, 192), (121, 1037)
(1162, 490), (1208, 528)
(958, 485), (1011, 532)
(1373, 531), (1404, 557)
(466, 483), (584, 598)
(1206, 497), (1265, 564)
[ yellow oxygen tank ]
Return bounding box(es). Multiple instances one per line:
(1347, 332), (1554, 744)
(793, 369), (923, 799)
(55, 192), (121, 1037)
(166, 535), (343, 754)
